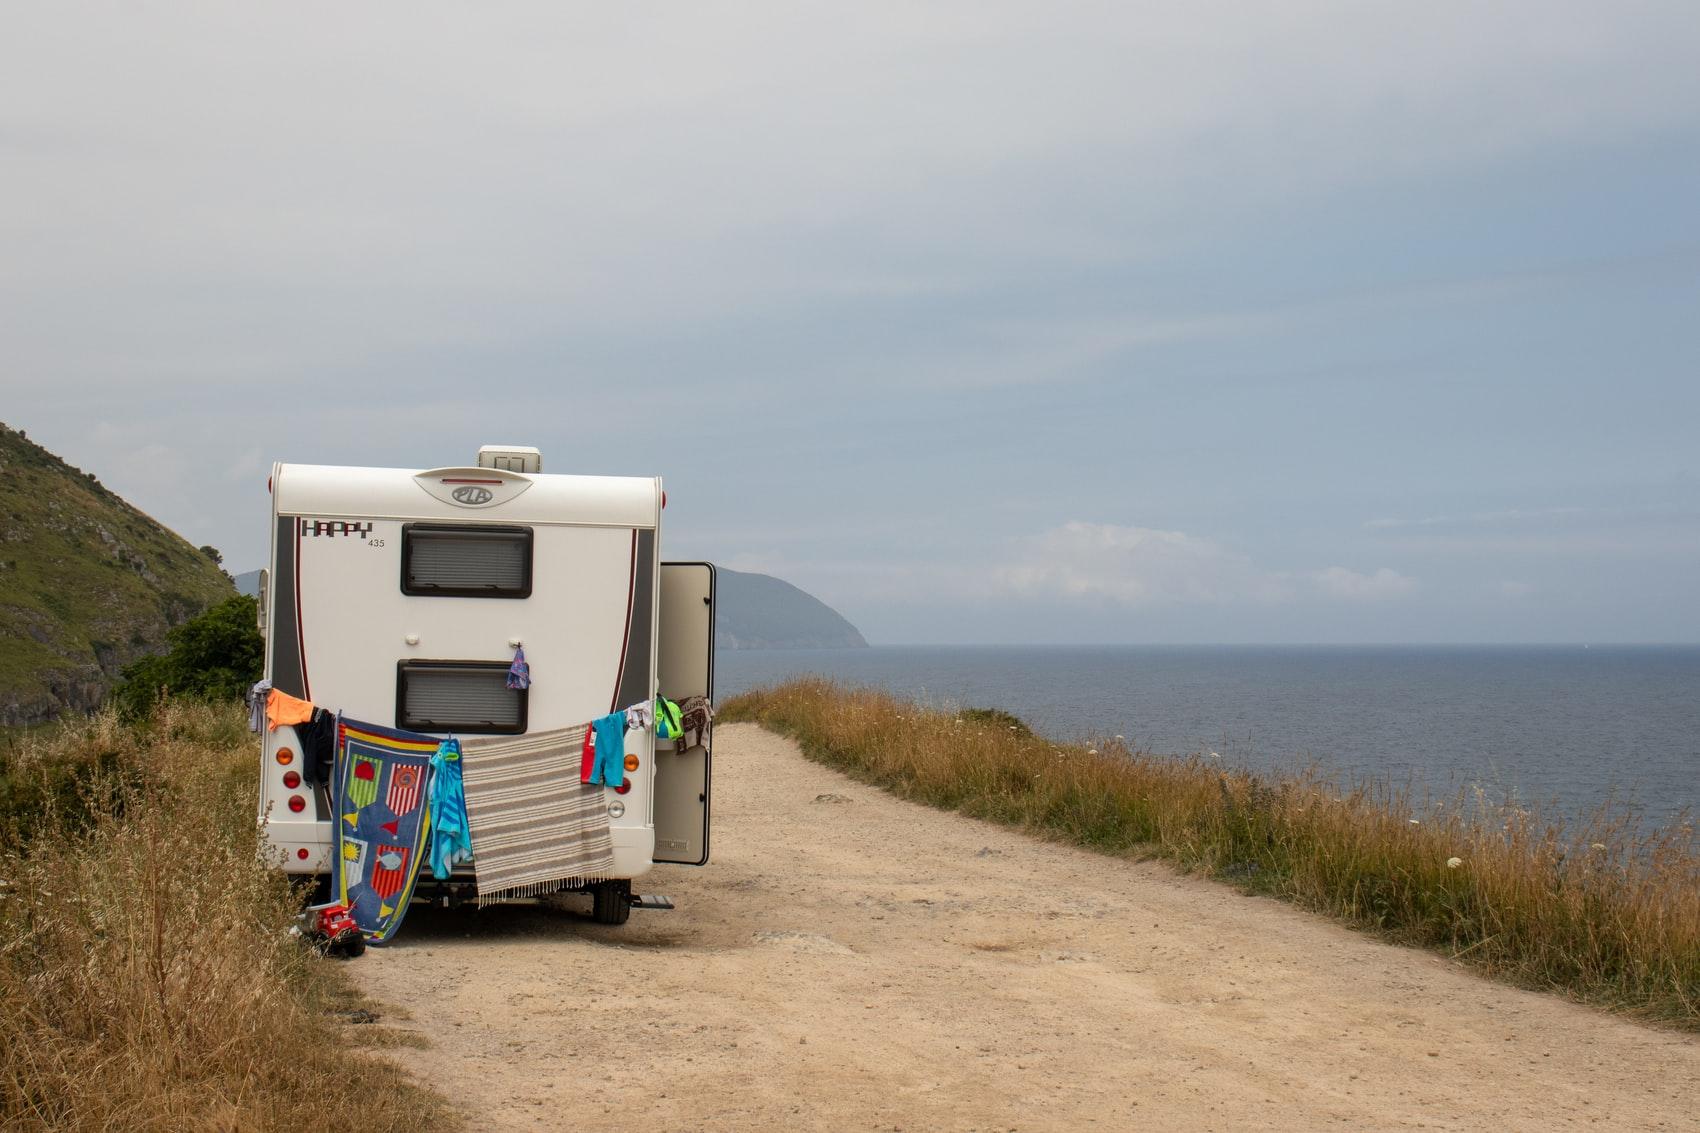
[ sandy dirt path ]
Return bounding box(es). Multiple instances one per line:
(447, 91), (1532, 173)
(358, 724), (1697, 1132)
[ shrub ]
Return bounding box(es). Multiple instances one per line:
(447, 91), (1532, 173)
(110, 594), (263, 719)
(0, 712), (135, 846)
(958, 706), (1033, 737)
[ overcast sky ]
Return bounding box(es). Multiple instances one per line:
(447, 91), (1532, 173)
(4, 3), (1697, 644)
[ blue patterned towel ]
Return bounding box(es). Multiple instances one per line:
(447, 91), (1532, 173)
(335, 718), (436, 943)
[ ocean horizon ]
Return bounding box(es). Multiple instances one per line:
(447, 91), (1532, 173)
(714, 643), (1700, 831)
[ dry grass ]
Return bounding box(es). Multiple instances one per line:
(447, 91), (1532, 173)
(0, 701), (453, 1131)
(723, 677), (1700, 1028)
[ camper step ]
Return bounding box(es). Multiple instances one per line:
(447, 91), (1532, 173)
(631, 894), (674, 911)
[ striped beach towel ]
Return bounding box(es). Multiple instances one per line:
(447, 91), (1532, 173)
(460, 724), (615, 902)
(335, 718), (437, 943)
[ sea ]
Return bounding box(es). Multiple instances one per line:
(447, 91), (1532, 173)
(713, 645), (1700, 831)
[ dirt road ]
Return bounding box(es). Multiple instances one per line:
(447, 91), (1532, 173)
(359, 724), (1697, 1132)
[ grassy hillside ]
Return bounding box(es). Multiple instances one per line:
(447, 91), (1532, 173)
(0, 423), (234, 725)
(1, 701), (450, 1129)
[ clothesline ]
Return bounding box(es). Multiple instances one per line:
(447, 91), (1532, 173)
(254, 678), (712, 946)
(253, 682), (677, 745)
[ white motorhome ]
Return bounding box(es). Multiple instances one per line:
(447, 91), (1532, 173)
(256, 445), (713, 924)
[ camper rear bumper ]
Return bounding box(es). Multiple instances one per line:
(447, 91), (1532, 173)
(259, 817), (657, 879)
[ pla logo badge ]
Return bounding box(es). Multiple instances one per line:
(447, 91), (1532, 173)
(412, 469), (533, 508)
(451, 485), (494, 505)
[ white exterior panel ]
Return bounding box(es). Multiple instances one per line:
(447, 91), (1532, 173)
(294, 521), (635, 727)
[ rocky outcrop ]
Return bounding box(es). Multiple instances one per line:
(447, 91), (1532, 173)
(0, 423), (235, 725)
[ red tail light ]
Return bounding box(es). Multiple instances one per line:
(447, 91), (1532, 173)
(615, 778), (632, 795)
(282, 770), (301, 789)
(287, 795), (306, 813)
(296, 848), (310, 860)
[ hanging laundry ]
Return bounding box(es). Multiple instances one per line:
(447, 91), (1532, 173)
(589, 711), (627, 787)
(266, 687), (314, 731)
(428, 738), (473, 881)
(334, 718), (437, 944)
(654, 696), (683, 740)
(506, 645), (531, 690)
(624, 699), (654, 733)
(245, 679), (272, 733)
(676, 695), (715, 749)
(580, 728), (597, 784)
(459, 724), (614, 902)
(293, 708), (339, 787)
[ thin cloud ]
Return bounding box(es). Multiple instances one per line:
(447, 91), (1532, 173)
(997, 522), (1270, 605)
(1365, 507), (1585, 531)
(1310, 566), (1418, 601)
(996, 522), (1415, 608)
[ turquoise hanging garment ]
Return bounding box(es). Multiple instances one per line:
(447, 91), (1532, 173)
(589, 711), (627, 787)
(428, 737), (473, 880)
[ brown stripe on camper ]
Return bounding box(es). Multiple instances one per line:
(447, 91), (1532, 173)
(610, 529), (637, 712)
(293, 519), (310, 701)
(268, 516), (307, 700)
(611, 527), (656, 712)
(459, 724), (615, 902)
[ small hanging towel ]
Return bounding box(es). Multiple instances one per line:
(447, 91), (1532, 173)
(245, 679), (272, 733)
(677, 695), (714, 749)
(506, 646), (531, 690)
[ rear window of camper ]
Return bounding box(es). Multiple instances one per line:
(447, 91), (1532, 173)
(402, 524), (533, 598)
(396, 661), (527, 733)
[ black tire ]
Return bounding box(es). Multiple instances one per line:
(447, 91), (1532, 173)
(299, 873), (334, 908)
(592, 880), (631, 925)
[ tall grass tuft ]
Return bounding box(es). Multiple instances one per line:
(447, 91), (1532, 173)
(0, 701), (450, 1131)
(723, 678), (1700, 1028)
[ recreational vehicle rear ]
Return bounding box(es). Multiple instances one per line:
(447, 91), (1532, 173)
(256, 446), (713, 928)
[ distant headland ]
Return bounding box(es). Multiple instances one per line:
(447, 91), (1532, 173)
(711, 568), (867, 650)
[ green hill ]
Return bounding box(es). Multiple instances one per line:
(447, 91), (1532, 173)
(716, 568), (867, 650)
(0, 423), (235, 725)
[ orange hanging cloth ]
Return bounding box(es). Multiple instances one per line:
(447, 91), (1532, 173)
(266, 688), (315, 731)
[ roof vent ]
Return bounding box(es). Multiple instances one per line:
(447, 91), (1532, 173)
(477, 445), (542, 474)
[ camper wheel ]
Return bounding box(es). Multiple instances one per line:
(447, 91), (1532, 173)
(592, 880), (631, 925)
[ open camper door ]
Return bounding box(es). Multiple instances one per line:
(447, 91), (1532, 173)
(655, 562), (715, 865)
